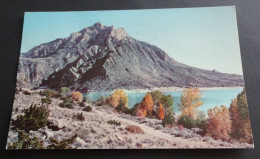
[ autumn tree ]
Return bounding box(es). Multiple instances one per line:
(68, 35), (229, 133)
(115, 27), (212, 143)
(157, 103), (165, 120)
(206, 105), (231, 141)
(110, 89), (128, 108)
(137, 93), (153, 118)
(229, 89), (253, 143)
(72, 91), (83, 102)
(178, 88), (203, 119)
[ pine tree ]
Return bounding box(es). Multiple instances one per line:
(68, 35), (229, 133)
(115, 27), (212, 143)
(229, 89), (253, 143)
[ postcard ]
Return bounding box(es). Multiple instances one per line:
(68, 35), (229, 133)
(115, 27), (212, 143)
(6, 6), (254, 149)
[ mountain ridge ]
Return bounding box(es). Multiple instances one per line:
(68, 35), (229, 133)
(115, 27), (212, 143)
(17, 22), (244, 91)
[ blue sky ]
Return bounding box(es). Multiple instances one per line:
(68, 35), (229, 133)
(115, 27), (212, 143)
(21, 6), (243, 75)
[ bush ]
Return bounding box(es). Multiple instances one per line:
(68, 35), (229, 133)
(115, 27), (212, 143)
(125, 125), (143, 134)
(59, 98), (73, 109)
(196, 119), (207, 129)
(74, 113), (85, 121)
(72, 91), (83, 102)
(41, 97), (52, 106)
(83, 106), (92, 112)
(59, 87), (71, 97)
(47, 134), (77, 149)
(107, 120), (121, 126)
(23, 90), (31, 95)
(40, 89), (60, 98)
(12, 104), (49, 132)
(7, 130), (44, 149)
(79, 102), (86, 107)
(162, 113), (175, 127)
(178, 115), (197, 129)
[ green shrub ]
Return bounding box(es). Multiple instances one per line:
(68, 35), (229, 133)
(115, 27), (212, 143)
(59, 98), (73, 109)
(12, 104), (49, 132)
(162, 113), (175, 127)
(59, 87), (71, 97)
(75, 113), (85, 121)
(41, 97), (52, 106)
(83, 106), (92, 112)
(107, 120), (121, 126)
(79, 102), (86, 107)
(196, 119), (207, 129)
(47, 134), (77, 149)
(178, 115), (197, 129)
(40, 89), (60, 98)
(7, 130), (44, 149)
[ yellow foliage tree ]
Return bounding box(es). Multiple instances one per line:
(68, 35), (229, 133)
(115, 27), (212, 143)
(178, 88), (203, 119)
(157, 103), (165, 120)
(110, 89), (128, 108)
(72, 91), (83, 102)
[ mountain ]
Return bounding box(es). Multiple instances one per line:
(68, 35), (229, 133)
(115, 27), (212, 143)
(17, 22), (244, 91)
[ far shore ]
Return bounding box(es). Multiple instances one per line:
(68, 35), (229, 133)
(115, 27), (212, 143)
(85, 86), (244, 93)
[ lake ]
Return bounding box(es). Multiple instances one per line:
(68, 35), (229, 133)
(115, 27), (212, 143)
(84, 88), (243, 114)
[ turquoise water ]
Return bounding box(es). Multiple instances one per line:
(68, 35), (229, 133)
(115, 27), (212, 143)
(84, 88), (243, 113)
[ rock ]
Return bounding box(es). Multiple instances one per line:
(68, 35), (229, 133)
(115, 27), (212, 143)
(44, 130), (54, 138)
(47, 118), (65, 131)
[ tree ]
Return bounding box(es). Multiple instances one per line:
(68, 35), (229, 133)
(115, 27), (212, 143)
(229, 99), (242, 138)
(151, 90), (174, 113)
(206, 105), (231, 141)
(110, 89), (128, 108)
(137, 93), (154, 117)
(178, 88), (203, 119)
(229, 89), (253, 143)
(72, 91), (83, 102)
(12, 104), (49, 132)
(157, 103), (165, 120)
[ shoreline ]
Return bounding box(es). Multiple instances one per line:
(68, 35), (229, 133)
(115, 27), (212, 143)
(86, 86), (244, 93)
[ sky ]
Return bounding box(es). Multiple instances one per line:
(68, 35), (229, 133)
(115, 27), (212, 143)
(21, 6), (243, 75)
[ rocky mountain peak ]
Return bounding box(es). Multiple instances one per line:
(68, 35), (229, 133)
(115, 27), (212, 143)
(18, 22), (244, 91)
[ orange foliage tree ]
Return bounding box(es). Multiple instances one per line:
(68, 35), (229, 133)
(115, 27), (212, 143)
(178, 88), (203, 119)
(137, 93), (154, 118)
(206, 105), (231, 141)
(72, 91), (83, 102)
(110, 89), (128, 108)
(157, 103), (165, 120)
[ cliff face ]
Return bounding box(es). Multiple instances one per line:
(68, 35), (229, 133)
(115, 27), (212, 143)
(17, 22), (244, 91)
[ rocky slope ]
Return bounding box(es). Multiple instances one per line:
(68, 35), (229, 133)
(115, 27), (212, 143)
(7, 90), (253, 149)
(17, 22), (244, 91)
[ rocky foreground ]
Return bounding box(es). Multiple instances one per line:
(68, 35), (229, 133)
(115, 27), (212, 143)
(7, 90), (253, 149)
